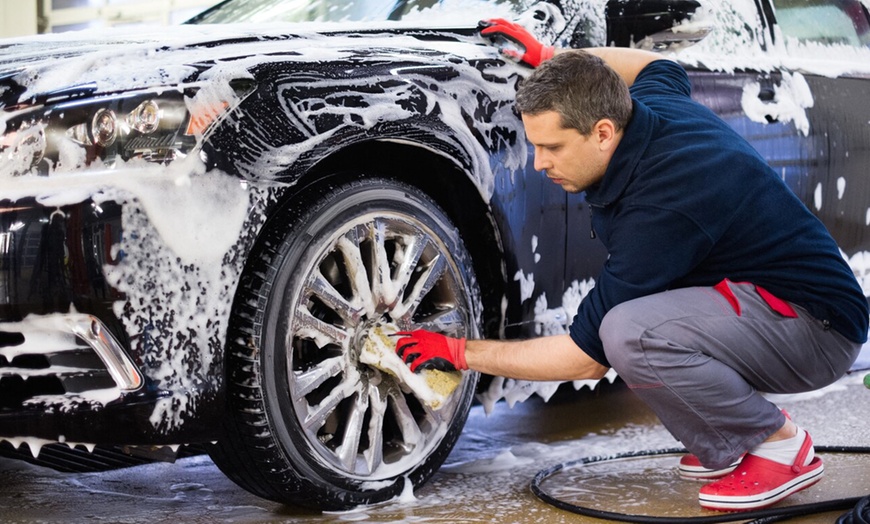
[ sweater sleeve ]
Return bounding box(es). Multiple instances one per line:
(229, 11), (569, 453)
(569, 205), (715, 366)
(631, 59), (692, 99)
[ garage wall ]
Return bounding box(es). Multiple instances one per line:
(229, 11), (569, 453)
(0, 0), (214, 38)
(0, 1), (39, 38)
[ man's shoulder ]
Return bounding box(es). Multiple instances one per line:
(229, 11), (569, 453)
(630, 59), (692, 100)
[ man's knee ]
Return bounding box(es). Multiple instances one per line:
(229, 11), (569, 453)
(600, 299), (648, 371)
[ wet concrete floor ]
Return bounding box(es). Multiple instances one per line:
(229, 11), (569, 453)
(2, 372), (869, 523)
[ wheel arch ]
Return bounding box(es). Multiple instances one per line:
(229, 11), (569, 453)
(287, 138), (508, 339)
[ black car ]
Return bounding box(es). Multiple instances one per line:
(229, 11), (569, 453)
(1, 0), (868, 510)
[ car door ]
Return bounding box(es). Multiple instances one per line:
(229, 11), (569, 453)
(757, 0), (870, 260)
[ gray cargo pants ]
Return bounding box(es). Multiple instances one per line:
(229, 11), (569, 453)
(600, 280), (861, 470)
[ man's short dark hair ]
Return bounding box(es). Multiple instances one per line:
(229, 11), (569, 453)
(516, 50), (633, 135)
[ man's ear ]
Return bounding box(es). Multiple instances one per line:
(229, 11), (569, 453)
(593, 119), (618, 151)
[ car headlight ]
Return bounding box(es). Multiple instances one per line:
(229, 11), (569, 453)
(1, 83), (250, 177)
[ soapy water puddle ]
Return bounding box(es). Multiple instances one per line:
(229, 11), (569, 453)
(1, 375), (869, 523)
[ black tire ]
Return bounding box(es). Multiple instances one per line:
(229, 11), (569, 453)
(208, 176), (481, 510)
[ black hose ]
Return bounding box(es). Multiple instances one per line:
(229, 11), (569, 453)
(531, 446), (870, 524)
(836, 495), (870, 524)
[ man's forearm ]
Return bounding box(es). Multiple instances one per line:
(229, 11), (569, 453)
(464, 334), (609, 381)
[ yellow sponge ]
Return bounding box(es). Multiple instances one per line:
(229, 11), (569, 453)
(359, 325), (462, 410)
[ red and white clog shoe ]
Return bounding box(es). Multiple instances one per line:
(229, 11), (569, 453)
(678, 453), (744, 480)
(698, 432), (823, 511)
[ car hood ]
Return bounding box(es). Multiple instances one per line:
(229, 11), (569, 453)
(0, 22), (485, 108)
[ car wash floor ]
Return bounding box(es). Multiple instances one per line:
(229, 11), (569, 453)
(2, 372), (870, 524)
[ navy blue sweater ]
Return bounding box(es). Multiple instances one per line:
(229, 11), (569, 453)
(569, 60), (869, 367)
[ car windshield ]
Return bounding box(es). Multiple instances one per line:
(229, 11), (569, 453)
(188, 0), (526, 25)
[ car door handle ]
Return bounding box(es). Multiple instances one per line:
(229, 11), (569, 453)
(755, 80), (779, 123)
(757, 85), (776, 102)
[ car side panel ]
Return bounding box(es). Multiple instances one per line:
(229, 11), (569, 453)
(799, 74), (870, 255)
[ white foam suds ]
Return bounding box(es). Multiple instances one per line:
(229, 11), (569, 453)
(1, 437), (57, 458)
(397, 476), (417, 503)
(513, 270), (535, 303)
(446, 448), (536, 474)
(741, 71), (814, 136)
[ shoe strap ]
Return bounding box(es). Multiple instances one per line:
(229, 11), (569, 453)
(791, 431), (813, 473)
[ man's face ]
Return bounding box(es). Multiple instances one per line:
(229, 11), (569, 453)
(521, 110), (612, 194)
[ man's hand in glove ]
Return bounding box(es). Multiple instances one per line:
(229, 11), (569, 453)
(478, 18), (555, 68)
(395, 330), (467, 372)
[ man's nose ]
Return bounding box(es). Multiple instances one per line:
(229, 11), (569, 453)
(533, 151), (551, 172)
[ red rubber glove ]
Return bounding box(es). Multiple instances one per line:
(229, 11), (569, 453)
(478, 18), (555, 68)
(395, 330), (467, 372)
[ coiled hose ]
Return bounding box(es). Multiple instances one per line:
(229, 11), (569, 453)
(531, 446), (870, 524)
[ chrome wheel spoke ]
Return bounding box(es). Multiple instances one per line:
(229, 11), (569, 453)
(337, 234), (376, 318)
(420, 397), (444, 427)
(302, 378), (358, 431)
(391, 231), (426, 306)
(307, 271), (364, 326)
(392, 253), (446, 321)
(293, 356), (345, 397)
(364, 386), (388, 474)
(369, 219), (397, 309)
(389, 389), (423, 449)
(337, 387), (370, 471)
(294, 305), (350, 348)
